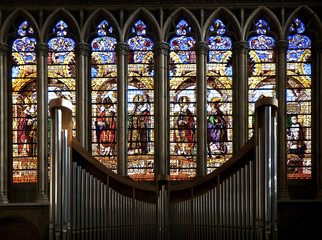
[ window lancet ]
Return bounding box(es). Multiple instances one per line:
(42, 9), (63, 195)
(91, 20), (118, 171)
(206, 19), (233, 173)
(47, 20), (76, 136)
(169, 19), (197, 180)
(248, 19), (276, 137)
(286, 18), (312, 179)
(127, 20), (155, 180)
(12, 20), (37, 183)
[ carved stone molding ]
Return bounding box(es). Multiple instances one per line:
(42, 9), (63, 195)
(0, 43), (10, 56)
(195, 41), (209, 55)
(35, 43), (49, 56)
(275, 40), (288, 54)
(233, 41), (249, 54)
(75, 42), (91, 57)
(154, 42), (170, 55)
(115, 42), (129, 56)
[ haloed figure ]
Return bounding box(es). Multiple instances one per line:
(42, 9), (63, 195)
(95, 96), (116, 156)
(207, 97), (228, 158)
(174, 96), (196, 157)
(128, 94), (150, 155)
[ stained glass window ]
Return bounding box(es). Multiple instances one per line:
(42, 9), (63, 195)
(91, 20), (118, 171)
(12, 21), (37, 183)
(206, 19), (233, 173)
(127, 20), (154, 180)
(248, 19), (276, 137)
(169, 19), (197, 180)
(48, 20), (76, 135)
(286, 18), (311, 179)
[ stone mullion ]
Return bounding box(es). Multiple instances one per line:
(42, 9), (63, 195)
(154, 42), (170, 177)
(0, 43), (9, 203)
(195, 41), (208, 177)
(232, 41), (249, 153)
(75, 43), (91, 151)
(275, 40), (288, 199)
(115, 42), (129, 176)
(35, 43), (49, 202)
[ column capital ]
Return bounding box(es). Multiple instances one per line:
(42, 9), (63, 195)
(0, 43), (10, 56)
(35, 43), (49, 56)
(233, 41), (249, 54)
(275, 40), (288, 54)
(154, 42), (170, 55)
(115, 42), (129, 56)
(195, 41), (209, 55)
(75, 42), (91, 57)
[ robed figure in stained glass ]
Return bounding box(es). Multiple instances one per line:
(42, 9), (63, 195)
(287, 115), (306, 173)
(95, 96), (116, 156)
(174, 96), (196, 157)
(128, 94), (151, 155)
(207, 97), (228, 158)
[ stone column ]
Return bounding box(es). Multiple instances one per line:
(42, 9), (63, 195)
(0, 43), (9, 203)
(232, 41), (249, 152)
(115, 42), (129, 176)
(315, 40), (322, 198)
(75, 43), (91, 151)
(154, 42), (170, 177)
(35, 43), (49, 202)
(275, 40), (289, 199)
(195, 41), (208, 177)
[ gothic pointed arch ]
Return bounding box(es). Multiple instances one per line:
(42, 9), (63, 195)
(123, 8), (160, 43)
(44, 13), (78, 136)
(204, 16), (235, 173)
(1, 8), (40, 43)
(285, 14), (317, 180)
(246, 12), (280, 137)
(10, 19), (38, 183)
(126, 17), (156, 180)
(203, 7), (240, 42)
(82, 8), (121, 43)
(89, 17), (119, 171)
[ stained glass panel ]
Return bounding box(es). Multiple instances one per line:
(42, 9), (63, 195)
(169, 19), (197, 180)
(91, 20), (118, 171)
(12, 21), (37, 183)
(48, 20), (76, 136)
(248, 19), (276, 137)
(127, 20), (154, 180)
(286, 18), (311, 179)
(206, 19), (233, 174)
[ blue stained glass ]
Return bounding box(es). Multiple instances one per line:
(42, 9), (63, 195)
(128, 20), (153, 63)
(48, 21), (75, 52)
(287, 35), (311, 49)
(289, 18), (305, 34)
(255, 19), (270, 34)
(176, 20), (191, 36)
(17, 20), (34, 37)
(91, 20), (117, 63)
(209, 19), (226, 35)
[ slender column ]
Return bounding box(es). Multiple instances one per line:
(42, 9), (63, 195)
(75, 43), (91, 151)
(195, 41), (208, 177)
(115, 42), (129, 176)
(0, 43), (9, 203)
(154, 42), (170, 176)
(275, 40), (289, 199)
(316, 40), (322, 198)
(232, 41), (249, 152)
(35, 43), (49, 202)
